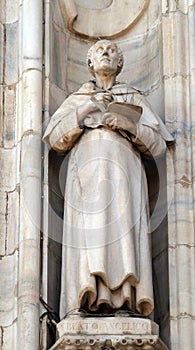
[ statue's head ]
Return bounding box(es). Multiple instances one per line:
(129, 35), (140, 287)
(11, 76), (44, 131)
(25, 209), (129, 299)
(87, 40), (124, 77)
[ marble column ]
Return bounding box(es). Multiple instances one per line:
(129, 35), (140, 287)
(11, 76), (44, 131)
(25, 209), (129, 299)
(17, 0), (43, 349)
(162, 0), (195, 349)
(0, 0), (43, 348)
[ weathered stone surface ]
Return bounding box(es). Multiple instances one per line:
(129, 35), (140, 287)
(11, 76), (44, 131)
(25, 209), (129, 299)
(21, 70), (42, 134)
(166, 0), (177, 12)
(66, 38), (90, 92)
(1, 0), (195, 349)
(0, 147), (18, 191)
(51, 317), (169, 350)
(66, 25), (162, 94)
(6, 189), (19, 255)
(164, 76), (190, 123)
(0, 191), (6, 256)
(4, 22), (18, 85)
(16, 2), (43, 349)
(120, 0), (160, 38)
(64, 0), (163, 92)
(60, 0), (150, 39)
(51, 24), (66, 90)
(67, 59), (89, 94)
(51, 335), (168, 350)
(2, 322), (17, 350)
(0, 85), (3, 147)
(169, 246), (195, 318)
(168, 0), (194, 13)
(17, 239), (40, 349)
(168, 153), (195, 246)
(170, 317), (195, 350)
(49, 81), (67, 116)
(6, 0), (18, 23)
(44, 3), (172, 349)
(147, 0), (161, 29)
(163, 2), (195, 345)
(15, 79), (22, 141)
(123, 32), (161, 90)
(0, 327), (2, 350)
(51, 0), (65, 29)
(146, 84), (165, 118)
(66, 6), (163, 93)
(0, 0), (18, 24)
(174, 0), (189, 14)
(0, 0), (5, 23)
(0, 23), (4, 85)
(162, 13), (189, 77)
(0, 253), (18, 327)
(57, 317), (159, 338)
(19, 133), (41, 245)
(162, 0), (169, 14)
(4, 87), (16, 148)
(22, 1), (42, 72)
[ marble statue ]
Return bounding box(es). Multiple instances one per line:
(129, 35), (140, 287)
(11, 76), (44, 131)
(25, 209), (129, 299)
(43, 40), (173, 319)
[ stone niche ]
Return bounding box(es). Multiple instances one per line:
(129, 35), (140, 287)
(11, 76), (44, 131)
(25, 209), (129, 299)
(50, 317), (168, 350)
(42, 0), (170, 348)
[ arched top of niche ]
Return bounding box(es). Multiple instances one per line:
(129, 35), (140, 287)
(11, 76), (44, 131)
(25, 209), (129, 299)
(59, 0), (150, 39)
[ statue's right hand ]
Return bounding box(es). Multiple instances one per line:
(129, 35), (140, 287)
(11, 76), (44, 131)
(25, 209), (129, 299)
(92, 92), (113, 105)
(77, 99), (98, 125)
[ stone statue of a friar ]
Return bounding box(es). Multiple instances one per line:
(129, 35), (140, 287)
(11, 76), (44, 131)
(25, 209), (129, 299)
(43, 40), (173, 319)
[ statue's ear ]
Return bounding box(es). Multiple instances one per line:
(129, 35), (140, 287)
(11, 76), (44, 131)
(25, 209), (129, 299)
(118, 57), (123, 67)
(88, 59), (93, 68)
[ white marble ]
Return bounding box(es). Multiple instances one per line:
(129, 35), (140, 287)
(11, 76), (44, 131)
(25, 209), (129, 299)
(16, 1), (43, 350)
(4, 22), (19, 85)
(2, 322), (17, 350)
(0, 23), (4, 86)
(22, 0), (43, 72)
(0, 253), (18, 327)
(6, 190), (19, 254)
(3, 87), (16, 148)
(1, 0), (195, 349)
(0, 0), (18, 24)
(59, 0), (149, 39)
(57, 317), (159, 338)
(21, 70), (43, 134)
(162, 2), (195, 349)
(43, 74), (171, 319)
(51, 317), (168, 350)
(162, 13), (189, 77)
(0, 147), (18, 191)
(0, 190), (6, 256)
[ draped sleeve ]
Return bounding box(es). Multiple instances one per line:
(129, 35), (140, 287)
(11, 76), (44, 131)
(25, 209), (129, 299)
(43, 83), (95, 154)
(131, 123), (167, 159)
(43, 97), (83, 154)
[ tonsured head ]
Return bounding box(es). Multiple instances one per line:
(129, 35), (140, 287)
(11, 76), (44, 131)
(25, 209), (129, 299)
(87, 40), (124, 77)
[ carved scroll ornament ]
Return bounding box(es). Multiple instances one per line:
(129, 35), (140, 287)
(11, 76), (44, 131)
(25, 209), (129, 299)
(59, 0), (149, 39)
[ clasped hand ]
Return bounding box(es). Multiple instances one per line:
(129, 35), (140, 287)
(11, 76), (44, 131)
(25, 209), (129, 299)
(102, 112), (137, 135)
(78, 92), (137, 135)
(77, 92), (112, 124)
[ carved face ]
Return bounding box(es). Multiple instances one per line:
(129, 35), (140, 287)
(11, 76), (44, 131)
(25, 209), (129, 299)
(91, 41), (119, 76)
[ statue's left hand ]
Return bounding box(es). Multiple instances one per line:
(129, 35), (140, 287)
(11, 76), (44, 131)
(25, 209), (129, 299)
(102, 112), (137, 136)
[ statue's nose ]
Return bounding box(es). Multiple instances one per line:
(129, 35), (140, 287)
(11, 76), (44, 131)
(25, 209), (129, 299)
(102, 47), (109, 55)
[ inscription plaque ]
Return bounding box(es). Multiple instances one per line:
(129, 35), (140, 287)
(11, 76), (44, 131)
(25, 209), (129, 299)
(57, 317), (159, 338)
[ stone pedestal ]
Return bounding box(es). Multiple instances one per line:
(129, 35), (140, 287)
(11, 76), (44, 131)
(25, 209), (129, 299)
(50, 317), (169, 350)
